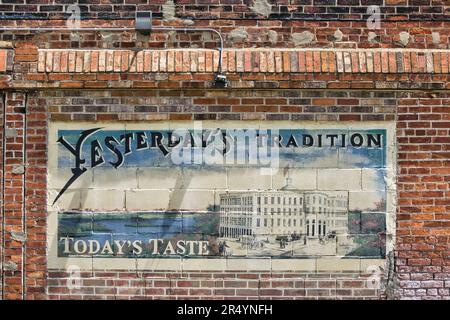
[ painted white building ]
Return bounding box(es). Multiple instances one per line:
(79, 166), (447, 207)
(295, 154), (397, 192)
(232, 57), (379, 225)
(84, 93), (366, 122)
(219, 177), (348, 240)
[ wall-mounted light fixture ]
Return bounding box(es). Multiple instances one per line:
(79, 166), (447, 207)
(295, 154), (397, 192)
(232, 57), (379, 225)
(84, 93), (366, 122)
(135, 11), (152, 35)
(133, 12), (227, 87)
(0, 11), (228, 87)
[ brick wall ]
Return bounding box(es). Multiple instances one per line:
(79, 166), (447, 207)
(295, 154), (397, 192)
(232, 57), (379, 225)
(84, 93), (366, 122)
(396, 92), (450, 299)
(0, 94), (3, 298)
(1, 21), (449, 49)
(4, 87), (445, 300)
(2, 92), (26, 300)
(36, 49), (450, 75)
(0, 0), (449, 300)
(39, 88), (395, 300)
(0, 0), (447, 21)
(46, 271), (383, 300)
(42, 88), (397, 122)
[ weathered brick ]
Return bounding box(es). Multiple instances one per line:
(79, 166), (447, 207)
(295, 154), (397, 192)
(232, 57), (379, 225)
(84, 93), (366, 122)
(1, 5), (450, 302)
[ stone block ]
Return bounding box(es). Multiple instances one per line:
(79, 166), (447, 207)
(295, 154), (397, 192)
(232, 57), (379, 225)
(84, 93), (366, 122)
(168, 189), (216, 211)
(318, 169), (362, 190)
(80, 189), (125, 210)
(226, 258), (271, 271)
(125, 189), (170, 211)
(316, 258), (360, 271)
(49, 189), (82, 210)
(92, 167), (138, 189)
(271, 259), (316, 271)
(362, 169), (386, 190)
(272, 168), (317, 190)
(227, 167), (272, 190)
(182, 258), (226, 271)
(349, 191), (385, 212)
(138, 167), (227, 190)
(48, 169), (94, 191)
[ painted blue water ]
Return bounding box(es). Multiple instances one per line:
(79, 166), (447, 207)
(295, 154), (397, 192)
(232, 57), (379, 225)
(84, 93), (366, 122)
(58, 212), (217, 243)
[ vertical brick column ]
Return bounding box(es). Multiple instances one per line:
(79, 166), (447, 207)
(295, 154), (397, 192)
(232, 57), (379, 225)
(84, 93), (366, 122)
(2, 92), (26, 299)
(24, 94), (47, 299)
(0, 94), (3, 298)
(396, 93), (450, 299)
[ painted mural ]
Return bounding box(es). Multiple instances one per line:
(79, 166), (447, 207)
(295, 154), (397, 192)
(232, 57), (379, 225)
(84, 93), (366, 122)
(48, 122), (395, 264)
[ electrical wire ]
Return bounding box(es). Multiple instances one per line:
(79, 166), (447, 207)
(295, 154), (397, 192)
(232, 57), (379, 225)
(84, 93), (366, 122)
(0, 26), (224, 74)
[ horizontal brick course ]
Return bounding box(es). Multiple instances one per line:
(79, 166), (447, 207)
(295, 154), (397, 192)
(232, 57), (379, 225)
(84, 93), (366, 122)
(42, 89), (397, 123)
(45, 270), (384, 300)
(38, 49), (450, 75)
(0, 2), (447, 21)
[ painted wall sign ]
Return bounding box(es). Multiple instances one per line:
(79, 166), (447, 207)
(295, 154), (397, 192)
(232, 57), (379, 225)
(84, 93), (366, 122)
(47, 121), (396, 271)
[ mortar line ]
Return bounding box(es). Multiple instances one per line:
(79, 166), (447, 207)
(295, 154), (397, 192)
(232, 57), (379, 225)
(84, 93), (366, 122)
(21, 92), (27, 299)
(1, 93), (6, 300)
